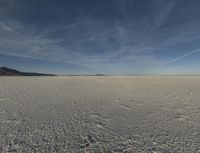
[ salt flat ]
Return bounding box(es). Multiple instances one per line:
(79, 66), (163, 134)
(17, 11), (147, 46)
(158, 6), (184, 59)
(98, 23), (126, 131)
(0, 76), (200, 153)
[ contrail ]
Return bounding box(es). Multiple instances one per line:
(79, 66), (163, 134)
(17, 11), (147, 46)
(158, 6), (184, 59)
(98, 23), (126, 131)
(161, 48), (200, 67)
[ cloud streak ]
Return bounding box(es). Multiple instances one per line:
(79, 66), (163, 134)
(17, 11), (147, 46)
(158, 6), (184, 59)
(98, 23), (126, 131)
(161, 49), (200, 67)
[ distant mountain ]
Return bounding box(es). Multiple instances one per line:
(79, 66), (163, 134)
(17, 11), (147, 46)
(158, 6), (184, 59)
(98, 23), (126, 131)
(63, 74), (109, 76)
(0, 67), (56, 76)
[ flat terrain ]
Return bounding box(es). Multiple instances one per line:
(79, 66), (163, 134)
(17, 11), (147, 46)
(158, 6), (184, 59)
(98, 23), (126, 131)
(0, 77), (200, 153)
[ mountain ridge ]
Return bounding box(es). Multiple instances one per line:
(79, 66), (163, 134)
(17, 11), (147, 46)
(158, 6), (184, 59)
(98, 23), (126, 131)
(0, 67), (56, 76)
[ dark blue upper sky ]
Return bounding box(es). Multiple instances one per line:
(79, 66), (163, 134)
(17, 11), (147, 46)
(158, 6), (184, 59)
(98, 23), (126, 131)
(0, 0), (200, 75)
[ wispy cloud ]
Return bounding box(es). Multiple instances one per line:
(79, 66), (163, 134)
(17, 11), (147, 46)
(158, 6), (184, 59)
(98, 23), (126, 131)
(0, 21), (12, 31)
(0, 15), (164, 72)
(0, 0), (200, 74)
(152, 0), (177, 28)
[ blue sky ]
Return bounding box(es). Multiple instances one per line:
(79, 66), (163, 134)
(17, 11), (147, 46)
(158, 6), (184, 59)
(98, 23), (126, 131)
(0, 0), (200, 75)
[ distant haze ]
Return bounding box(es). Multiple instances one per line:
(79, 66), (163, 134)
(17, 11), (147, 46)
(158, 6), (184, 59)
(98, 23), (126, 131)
(0, 0), (200, 75)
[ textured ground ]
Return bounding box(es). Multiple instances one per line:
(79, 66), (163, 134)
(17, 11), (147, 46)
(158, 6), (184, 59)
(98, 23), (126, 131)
(0, 76), (200, 153)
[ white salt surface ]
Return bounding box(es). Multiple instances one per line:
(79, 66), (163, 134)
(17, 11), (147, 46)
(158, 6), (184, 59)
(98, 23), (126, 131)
(0, 76), (200, 152)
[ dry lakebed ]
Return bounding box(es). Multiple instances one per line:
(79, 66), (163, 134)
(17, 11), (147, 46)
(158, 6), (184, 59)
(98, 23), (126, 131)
(0, 76), (200, 153)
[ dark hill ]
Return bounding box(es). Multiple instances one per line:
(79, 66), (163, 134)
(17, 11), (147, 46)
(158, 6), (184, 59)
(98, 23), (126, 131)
(0, 67), (56, 76)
